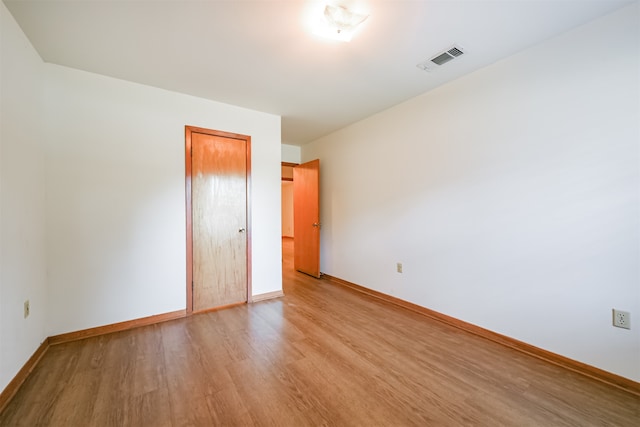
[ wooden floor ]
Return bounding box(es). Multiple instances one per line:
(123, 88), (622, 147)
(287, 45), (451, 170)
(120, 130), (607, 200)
(1, 239), (638, 426)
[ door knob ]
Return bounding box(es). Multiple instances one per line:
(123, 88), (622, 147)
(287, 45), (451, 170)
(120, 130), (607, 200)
(312, 223), (321, 227)
(239, 228), (246, 233)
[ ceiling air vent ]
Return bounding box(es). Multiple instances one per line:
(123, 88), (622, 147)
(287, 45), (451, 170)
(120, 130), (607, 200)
(417, 45), (465, 72)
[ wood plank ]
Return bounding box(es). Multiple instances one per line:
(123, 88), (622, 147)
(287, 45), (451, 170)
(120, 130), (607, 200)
(0, 338), (49, 413)
(48, 310), (186, 345)
(322, 273), (640, 397)
(1, 238), (638, 426)
(250, 290), (284, 303)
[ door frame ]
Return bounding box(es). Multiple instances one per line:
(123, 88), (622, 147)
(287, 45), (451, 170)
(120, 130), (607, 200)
(185, 125), (252, 314)
(281, 161), (298, 181)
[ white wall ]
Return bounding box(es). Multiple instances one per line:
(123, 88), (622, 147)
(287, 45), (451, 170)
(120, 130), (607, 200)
(281, 144), (301, 164)
(303, 4), (640, 381)
(0, 2), (48, 391)
(44, 64), (282, 335)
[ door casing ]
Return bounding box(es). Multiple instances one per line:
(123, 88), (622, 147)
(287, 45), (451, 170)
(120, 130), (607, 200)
(185, 125), (252, 314)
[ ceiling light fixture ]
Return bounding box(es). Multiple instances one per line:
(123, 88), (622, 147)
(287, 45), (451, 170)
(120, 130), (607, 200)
(313, 4), (369, 42)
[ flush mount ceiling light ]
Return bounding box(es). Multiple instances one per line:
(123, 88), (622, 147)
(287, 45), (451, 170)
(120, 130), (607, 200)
(314, 4), (369, 42)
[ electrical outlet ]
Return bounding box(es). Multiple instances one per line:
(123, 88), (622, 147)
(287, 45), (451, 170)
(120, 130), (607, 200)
(612, 309), (630, 329)
(396, 262), (403, 273)
(24, 300), (30, 319)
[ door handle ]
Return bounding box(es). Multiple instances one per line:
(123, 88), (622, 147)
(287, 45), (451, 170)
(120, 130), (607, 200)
(312, 223), (321, 227)
(239, 228), (246, 233)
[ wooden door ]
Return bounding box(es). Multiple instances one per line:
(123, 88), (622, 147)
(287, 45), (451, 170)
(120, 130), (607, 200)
(293, 159), (320, 277)
(186, 126), (251, 313)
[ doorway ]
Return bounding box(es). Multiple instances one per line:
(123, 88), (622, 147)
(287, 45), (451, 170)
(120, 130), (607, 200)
(186, 126), (251, 313)
(281, 162), (296, 239)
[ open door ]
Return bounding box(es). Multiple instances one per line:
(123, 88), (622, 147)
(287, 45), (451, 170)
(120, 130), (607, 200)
(293, 159), (320, 277)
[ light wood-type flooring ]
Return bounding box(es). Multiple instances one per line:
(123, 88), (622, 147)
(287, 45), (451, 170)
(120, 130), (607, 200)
(1, 238), (638, 426)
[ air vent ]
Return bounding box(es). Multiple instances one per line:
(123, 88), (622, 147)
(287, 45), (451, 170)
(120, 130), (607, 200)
(447, 46), (464, 57)
(417, 44), (465, 72)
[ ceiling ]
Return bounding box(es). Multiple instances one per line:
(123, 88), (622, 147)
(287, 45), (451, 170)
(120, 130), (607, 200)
(4, 0), (632, 146)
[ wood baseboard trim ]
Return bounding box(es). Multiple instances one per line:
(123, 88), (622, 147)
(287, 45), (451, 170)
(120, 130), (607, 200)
(48, 309), (187, 346)
(251, 290), (285, 303)
(322, 274), (640, 397)
(192, 302), (246, 315)
(2, 310), (187, 413)
(0, 338), (50, 413)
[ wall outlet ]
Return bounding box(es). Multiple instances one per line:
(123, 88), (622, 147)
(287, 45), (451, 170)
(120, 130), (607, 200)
(24, 300), (30, 319)
(612, 309), (630, 329)
(396, 262), (403, 273)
